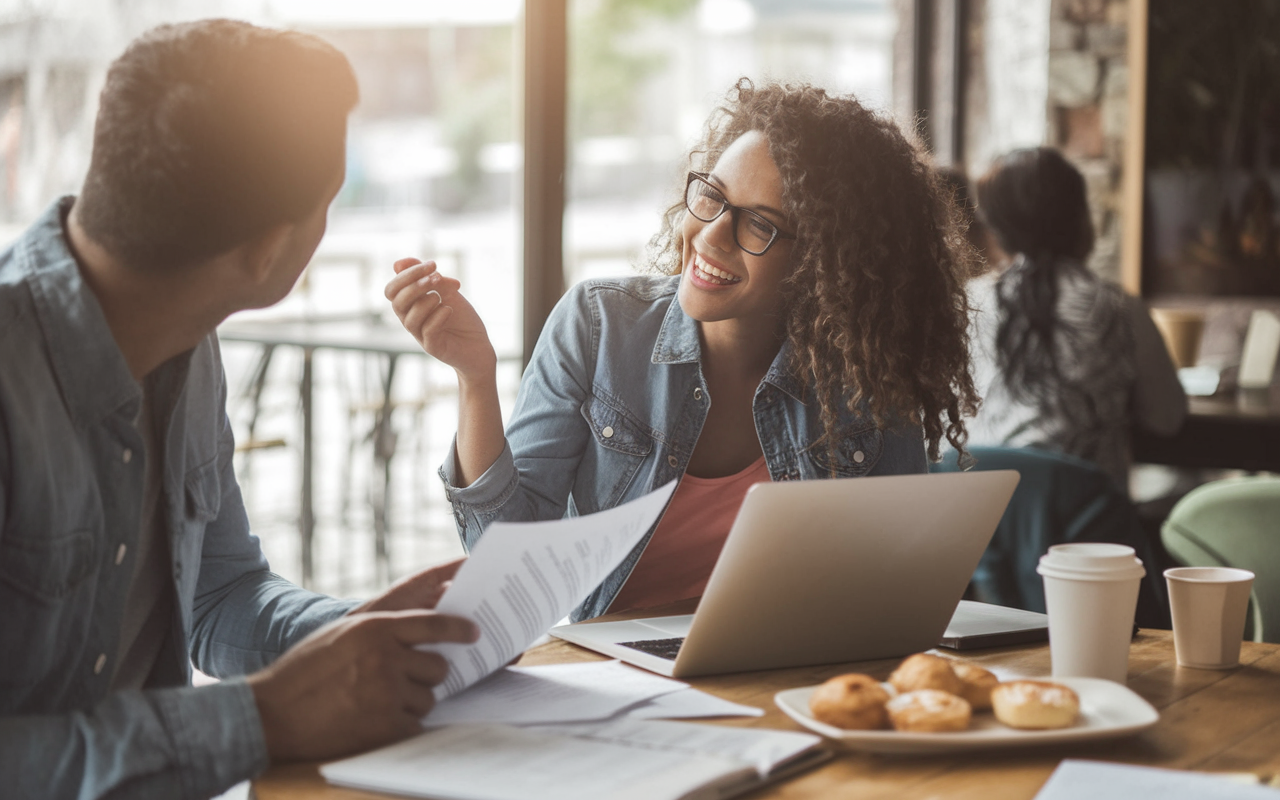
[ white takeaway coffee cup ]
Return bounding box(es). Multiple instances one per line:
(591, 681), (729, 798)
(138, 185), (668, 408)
(1037, 543), (1146, 684)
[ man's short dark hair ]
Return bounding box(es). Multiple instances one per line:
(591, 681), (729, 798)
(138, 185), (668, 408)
(77, 19), (359, 270)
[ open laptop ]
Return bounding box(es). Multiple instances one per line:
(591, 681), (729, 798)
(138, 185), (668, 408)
(549, 470), (1020, 678)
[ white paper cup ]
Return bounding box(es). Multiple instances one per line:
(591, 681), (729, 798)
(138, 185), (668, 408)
(1037, 544), (1146, 684)
(1164, 567), (1255, 669)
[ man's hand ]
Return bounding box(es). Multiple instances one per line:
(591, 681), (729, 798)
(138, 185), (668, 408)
(352, 556), (465, 615)
(247, 609), (478, 762)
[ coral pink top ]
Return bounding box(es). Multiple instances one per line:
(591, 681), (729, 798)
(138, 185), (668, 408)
(607, 456), (772, 613)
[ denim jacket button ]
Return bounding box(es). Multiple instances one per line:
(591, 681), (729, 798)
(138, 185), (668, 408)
(602, 426), (614, 439)
(693, 387), (704, 401)
(853, 450), (865, 464)
(93, 654), (107, 675)
(115, 543), (127, 565)
(667, 455), (678, 468)
(122, 448), (132, 464)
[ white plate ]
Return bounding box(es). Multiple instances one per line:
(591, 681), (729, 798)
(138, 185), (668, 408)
(774, 677), (1158, 754)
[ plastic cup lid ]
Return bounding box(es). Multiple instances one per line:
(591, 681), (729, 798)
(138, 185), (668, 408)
(1036, 543), (1146, 581)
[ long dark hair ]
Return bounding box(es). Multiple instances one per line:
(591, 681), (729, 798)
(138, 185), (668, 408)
(650, 79), (980, 461)
(976, 147), (1101, 446)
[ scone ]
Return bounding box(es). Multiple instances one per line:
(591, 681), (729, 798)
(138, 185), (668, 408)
(952, 662), (999, 711)
(886, 689), (972, 732)
(888, 653), (962, 696)
(809, 673), (891, 730)
(991, 680), (1080, 729)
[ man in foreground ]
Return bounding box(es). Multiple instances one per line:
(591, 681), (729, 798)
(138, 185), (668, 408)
(0, 19), (477, 798)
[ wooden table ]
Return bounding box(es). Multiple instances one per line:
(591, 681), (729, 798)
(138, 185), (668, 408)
(254, 628), (1280, 799)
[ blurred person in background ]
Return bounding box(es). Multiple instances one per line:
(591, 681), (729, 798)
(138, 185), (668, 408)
(387, 79), (980, 622)
(0, 20), (479, 799)
(965, 147), (1187, 492)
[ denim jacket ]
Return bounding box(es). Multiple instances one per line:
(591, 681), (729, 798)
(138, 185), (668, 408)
(0, 199), (356, 799)
(441, 276), (927, 620)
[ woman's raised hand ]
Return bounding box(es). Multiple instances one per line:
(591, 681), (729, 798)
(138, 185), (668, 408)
(385, 258), (497, 380)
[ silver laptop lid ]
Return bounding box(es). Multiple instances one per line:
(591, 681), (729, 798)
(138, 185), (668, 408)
(672, 469), (1019, 676)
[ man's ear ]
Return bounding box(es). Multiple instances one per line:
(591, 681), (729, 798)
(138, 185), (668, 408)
(240, 223), (293, 285)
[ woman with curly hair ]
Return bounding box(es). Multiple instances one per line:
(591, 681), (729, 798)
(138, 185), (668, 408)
(386, 79), (979, 620)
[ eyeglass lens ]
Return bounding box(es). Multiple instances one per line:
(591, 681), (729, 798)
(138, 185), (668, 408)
(685, 176), (779, 255)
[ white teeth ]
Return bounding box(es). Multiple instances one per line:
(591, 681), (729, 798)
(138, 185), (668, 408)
(693, 254), (741, 285)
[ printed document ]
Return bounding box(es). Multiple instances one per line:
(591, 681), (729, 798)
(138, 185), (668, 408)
(425, 660), (687, 726)
(424, 481), (677, 699)
(425, 660), (762, 727)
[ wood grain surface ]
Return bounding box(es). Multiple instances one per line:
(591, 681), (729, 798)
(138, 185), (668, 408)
(254, 613), (1280, 800)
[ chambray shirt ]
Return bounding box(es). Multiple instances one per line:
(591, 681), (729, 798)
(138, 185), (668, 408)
(0, 198), (357, 799)
(441, 276), (927, 620)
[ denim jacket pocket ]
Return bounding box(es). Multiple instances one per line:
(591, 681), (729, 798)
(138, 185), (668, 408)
(582, 394), (654, 458)
(580, 393), (654, 509)
(803, 424), (884, 477)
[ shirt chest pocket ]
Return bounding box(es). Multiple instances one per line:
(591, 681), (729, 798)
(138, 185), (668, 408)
(579, 394), (654, 509)
(803, 424), (884, 478)
(172, 459), (222, 599)
(0, 529), (99, 687)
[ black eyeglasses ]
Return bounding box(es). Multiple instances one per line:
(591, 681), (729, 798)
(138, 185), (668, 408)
(684, 172), (797, 256)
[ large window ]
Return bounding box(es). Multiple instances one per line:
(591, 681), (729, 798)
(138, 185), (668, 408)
(565, 0), (896, 285)
(0, 0), (896, 595)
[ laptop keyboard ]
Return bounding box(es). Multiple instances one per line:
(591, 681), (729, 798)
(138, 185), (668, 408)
(618, 637), (685, 661)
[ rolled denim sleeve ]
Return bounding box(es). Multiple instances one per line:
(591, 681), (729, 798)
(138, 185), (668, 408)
(189, 397), (357, 677)
(0, 680), (265, 800)
(440, 282), (597, 549)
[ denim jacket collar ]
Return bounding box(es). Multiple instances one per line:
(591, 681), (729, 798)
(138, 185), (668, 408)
(20, 197), (141, 430)
(650, 290), (808, 404)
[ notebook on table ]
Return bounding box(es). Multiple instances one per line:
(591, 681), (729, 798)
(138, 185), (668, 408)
(550, 470), (1021, 678)
(321, 718), (830, 800)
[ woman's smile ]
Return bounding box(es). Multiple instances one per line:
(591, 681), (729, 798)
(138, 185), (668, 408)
(688, 251), (742, 287)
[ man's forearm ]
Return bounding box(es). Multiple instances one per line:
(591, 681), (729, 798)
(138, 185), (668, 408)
(0, 680), (266, 800)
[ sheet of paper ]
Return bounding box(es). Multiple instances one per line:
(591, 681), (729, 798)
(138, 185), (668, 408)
(531, 717), (821, 776)
(425, 660), (687, 726)
(624, 688), (764, 720)
(1035, 760), (1279, 800)
(321, 723), (751, 800)
(424, 481), (677, 699)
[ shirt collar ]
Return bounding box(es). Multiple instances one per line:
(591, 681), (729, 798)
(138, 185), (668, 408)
(20, 196), (142, 428)
(650, 286), (808, 403)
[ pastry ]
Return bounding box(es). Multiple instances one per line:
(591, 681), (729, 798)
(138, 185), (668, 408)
(991, 680), (1080, 729)
(888, 653), (962, 695)
(951, 661), (999, 710)
(808, 673), (891, 730)
(886, 689), (972, 732)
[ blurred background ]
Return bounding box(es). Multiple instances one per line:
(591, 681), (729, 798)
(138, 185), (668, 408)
(4, 0), (1275, 598)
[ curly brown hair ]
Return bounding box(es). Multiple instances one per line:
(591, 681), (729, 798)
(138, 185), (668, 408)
(649, 79), (979, 462)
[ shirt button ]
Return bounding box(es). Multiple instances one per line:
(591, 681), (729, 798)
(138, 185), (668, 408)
(667, 455), (678, 468)
(122, 448), (133, 464)
(602, 426), (615, 439)
(94, 654), (107, 675)
(693, 387), (704, 401)
(115, 543), (127, 565)
(853, 450), (865, 464)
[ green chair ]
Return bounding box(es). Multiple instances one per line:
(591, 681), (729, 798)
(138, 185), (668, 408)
(1161, 476), (1280, 643)
(932, 446), (1171, 629)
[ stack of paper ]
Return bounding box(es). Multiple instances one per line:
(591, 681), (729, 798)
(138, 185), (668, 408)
(425, 661), (761, 727)
(1035, 761), (1280, 799)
